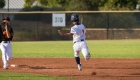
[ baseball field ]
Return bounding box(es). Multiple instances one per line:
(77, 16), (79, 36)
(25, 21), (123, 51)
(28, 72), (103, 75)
(0, 40), (140, 80)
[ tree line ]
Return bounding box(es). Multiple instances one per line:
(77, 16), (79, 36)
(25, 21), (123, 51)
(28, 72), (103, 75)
(0, 0), (140, 10)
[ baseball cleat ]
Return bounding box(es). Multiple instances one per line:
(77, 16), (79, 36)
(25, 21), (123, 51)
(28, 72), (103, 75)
(3, 65), (8, 69)
(78, 64), (82, 71)
(85, 53), (90, 61)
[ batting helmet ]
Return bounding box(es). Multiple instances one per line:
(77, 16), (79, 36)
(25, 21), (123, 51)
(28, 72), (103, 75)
(71, 14), (79, 22)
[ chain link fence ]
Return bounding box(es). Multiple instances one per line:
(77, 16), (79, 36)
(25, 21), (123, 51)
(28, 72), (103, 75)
(0, 11), (140, 41)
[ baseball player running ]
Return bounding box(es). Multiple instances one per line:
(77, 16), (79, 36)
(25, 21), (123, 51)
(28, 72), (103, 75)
(0, 17), (14, 69)
(58, 14), (90, 71)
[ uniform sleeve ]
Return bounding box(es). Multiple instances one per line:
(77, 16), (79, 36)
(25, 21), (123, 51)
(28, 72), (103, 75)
(9, 27), (14, 40)
(0, 25), (2, 42)
(70, 27), (77, 34)
(10, 27), (14, 34)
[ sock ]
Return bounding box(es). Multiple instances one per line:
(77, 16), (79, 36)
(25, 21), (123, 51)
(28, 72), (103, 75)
(75, 57), (80, 64)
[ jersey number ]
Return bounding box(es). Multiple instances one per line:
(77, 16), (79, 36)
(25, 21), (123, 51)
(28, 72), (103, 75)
(82, 29), (84, 34)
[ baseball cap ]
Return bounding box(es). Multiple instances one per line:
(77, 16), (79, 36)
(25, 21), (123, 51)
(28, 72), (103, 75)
(3, 16), (10, 21)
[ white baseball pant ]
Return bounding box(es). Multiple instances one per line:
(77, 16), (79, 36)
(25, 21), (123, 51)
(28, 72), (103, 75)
(73, 41), (89, 58)
(0, 41), (12, 67)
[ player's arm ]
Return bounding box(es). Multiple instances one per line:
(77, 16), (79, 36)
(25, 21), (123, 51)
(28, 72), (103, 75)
(58, 30), (73, 36)
(5, 24), (11, 38)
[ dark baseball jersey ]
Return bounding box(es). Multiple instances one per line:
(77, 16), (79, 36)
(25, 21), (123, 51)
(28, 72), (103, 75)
(1, 23), (14, 41)
(0, 25), (3, 42)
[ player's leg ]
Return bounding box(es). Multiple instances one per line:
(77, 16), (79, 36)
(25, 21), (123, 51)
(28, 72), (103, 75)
(0, 44), (8, 69)
(73, 43), (82, 71)
(74, 51), (80, 64)
(74, 51), (82, 71)
(6, 43), (12, 60)
(81, 42), (90, 61)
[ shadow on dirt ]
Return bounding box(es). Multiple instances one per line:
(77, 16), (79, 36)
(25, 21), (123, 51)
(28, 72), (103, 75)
(18, 65), (61, 69)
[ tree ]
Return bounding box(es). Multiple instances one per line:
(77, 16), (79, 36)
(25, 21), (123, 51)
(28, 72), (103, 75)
(24, 0), (139, 10)
(55, 0), (138, 11)
(55, 0), (100, 11)
(24, 0), (35, 7)
(0, 0), (5, 8)
(41, 0), (62, 7)
(24, 0), (58, 8)
(99, 0), (138, 10)
(64, 0), (88, 11)
(23, 0), (101, 10)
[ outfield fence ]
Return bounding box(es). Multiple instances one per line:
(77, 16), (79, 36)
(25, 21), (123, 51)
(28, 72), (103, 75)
(0, 11), (140, 41)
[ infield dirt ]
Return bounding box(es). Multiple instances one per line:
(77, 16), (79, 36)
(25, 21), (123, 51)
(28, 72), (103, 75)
(0, 58), (140, 80)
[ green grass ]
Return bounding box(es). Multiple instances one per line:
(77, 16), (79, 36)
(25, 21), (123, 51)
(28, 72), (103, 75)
(0, 72), (73, 80)
(8, 40), (140, 58)
(88, 40), (140, 58)
(12, 41), (73, 58)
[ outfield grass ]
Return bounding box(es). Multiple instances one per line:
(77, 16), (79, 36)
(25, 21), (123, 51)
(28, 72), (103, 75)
(12, 41), (73, 58)
(8, 40), (140, 58)
(88, 40), (140, 58)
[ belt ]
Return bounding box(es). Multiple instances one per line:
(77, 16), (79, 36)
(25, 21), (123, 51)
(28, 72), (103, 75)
(2, 41), (10, 43)
(74, 39), (84, 43)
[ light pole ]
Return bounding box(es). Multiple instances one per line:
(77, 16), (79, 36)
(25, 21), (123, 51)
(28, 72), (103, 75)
(8, 0), (9, 12)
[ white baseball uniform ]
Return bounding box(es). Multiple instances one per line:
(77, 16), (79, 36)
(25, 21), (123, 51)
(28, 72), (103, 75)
(70, 23), (89, 58)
